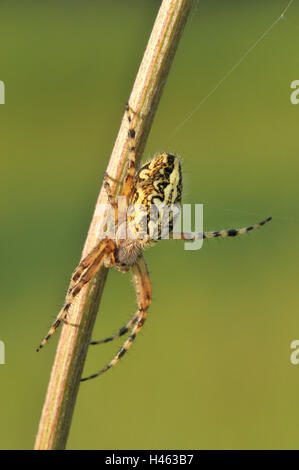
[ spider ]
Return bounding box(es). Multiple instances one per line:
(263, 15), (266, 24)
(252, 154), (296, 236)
(36, 103), (272, 382)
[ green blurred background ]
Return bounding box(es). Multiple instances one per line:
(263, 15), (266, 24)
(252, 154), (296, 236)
(1, 0), (298, 450)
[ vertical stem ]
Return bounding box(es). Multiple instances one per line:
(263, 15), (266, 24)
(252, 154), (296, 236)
(34, 0), (195, 450)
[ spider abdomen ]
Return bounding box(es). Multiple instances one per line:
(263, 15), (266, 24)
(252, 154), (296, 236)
(127, 153), (182, 241)
(132, 153), (182, 207)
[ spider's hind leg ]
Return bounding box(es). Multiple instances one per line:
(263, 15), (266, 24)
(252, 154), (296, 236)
(81, 255), (151, 382)
(90, 311), (139, 345)
(81, 309), (146, 382)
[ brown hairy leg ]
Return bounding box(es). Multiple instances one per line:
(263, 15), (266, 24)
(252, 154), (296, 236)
(36, 238), (116, 352)
(81, 255), (152, 381)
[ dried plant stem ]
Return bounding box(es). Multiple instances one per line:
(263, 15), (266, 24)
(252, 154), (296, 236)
(34, 0), (195, 450)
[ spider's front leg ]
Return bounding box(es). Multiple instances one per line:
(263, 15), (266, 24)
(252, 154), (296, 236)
(121, 103), (138, 199)
(81, 255), (152, 382)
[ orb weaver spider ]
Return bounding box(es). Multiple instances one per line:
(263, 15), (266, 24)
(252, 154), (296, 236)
(36, 103), (271, 382)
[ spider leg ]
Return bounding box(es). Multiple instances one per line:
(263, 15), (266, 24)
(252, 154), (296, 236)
(103, 171), (120, 185)
(103, 171), (119, 208)
(36, 238), (116, 352)
(89, 311), (139, 345)
(174, 216), (272, 241)
(81, 255), (151, 381)
(132, 255), (152, 315)
(81, 310), (145, 382)
(121, 103), (137, 199)
(67, 239), (114, 294)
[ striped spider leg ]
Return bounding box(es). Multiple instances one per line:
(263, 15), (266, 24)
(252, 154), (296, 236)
(169, 216), (272, 242)
(81, 255), (151, 381)
(36, 238), (117, 352)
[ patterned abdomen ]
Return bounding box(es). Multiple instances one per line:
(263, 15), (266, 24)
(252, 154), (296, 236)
(128, 153), (182, 240)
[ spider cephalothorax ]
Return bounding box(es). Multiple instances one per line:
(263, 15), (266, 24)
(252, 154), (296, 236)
(36, 103), (271, 382)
